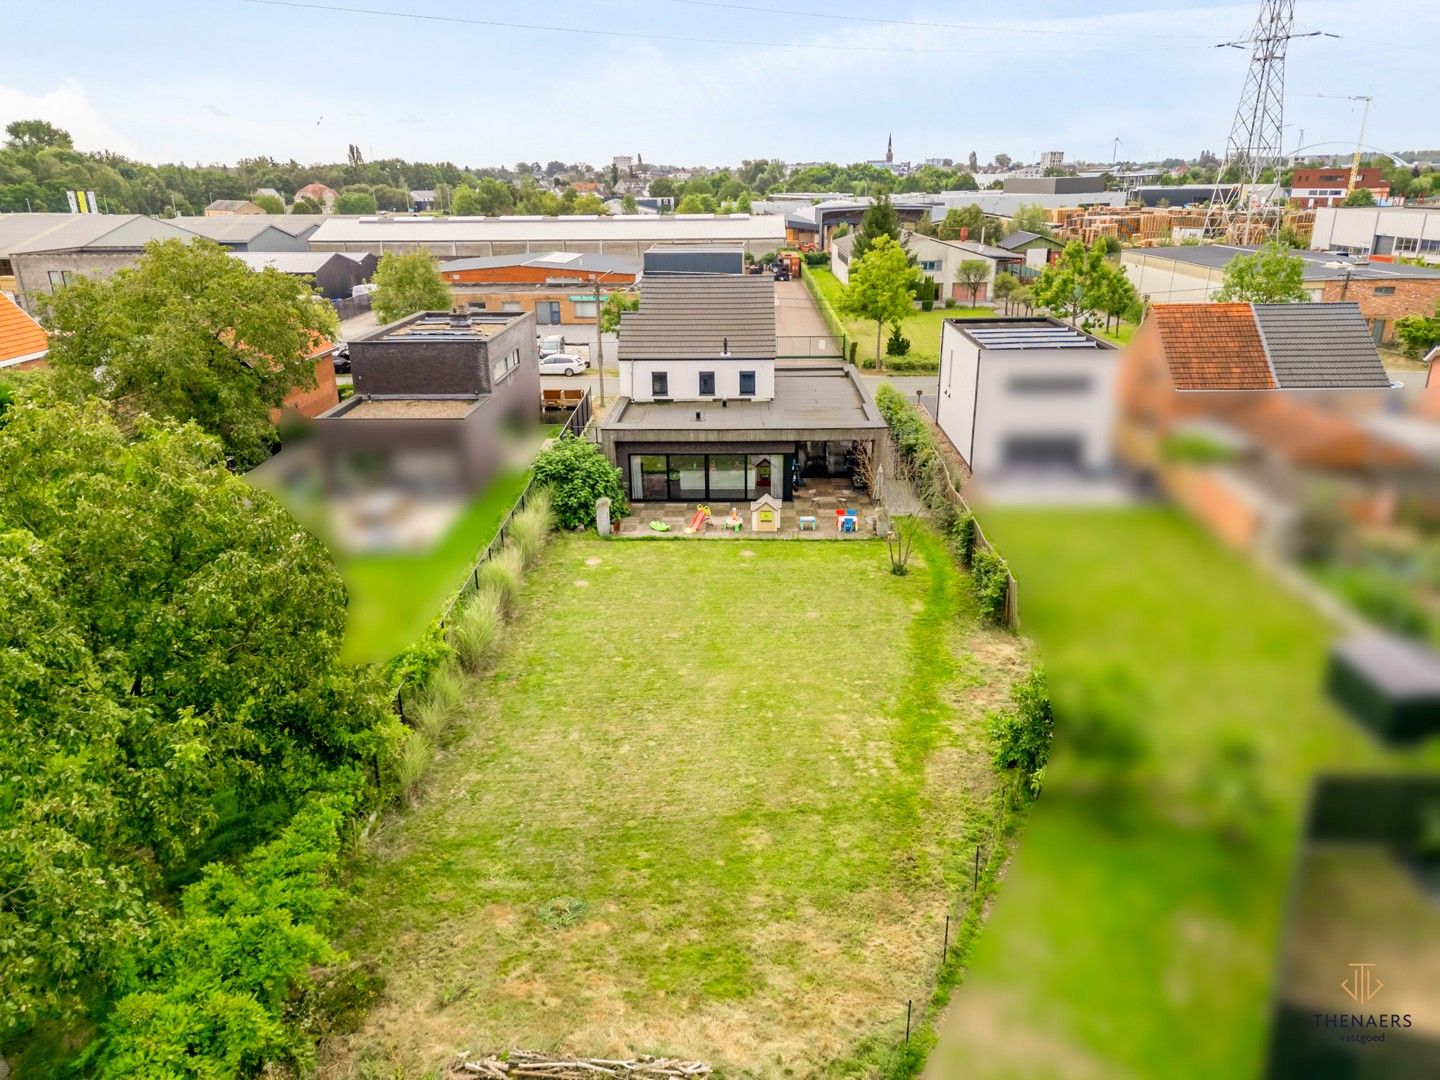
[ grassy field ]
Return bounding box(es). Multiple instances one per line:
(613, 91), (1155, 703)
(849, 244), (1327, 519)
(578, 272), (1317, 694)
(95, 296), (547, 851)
(323, 533), (1030, 1077)
(809, 267), (988, 368)
(338, 470), (531, 665)
(925, 507), (1417, 1079)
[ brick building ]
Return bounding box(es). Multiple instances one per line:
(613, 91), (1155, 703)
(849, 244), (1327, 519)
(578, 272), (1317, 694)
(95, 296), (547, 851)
(439, 251), (639, 328)
(1289, 166), (1390, 209)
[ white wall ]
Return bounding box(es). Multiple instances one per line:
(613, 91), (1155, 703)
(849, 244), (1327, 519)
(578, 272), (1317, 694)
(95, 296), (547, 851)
(937, 322), (1118, 475)
(619, 357), (776, 401)
(1310, 206), (1440, 255)
(1121, 251), (1322, 304)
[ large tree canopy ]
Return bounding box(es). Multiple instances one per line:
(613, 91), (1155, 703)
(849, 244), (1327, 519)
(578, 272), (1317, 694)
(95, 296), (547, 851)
(1214, 242), (1311, 304)
(39, 238), (338, 469)
(0, 393), (392, 1034)
(372, 249), (452, 324)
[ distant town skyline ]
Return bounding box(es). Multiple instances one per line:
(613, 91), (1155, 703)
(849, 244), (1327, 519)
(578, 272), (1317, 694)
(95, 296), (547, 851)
(3, 0), (1436, 170)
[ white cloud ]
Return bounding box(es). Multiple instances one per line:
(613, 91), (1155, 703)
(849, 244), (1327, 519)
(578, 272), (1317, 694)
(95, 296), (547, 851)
(0, 79), (136, 155)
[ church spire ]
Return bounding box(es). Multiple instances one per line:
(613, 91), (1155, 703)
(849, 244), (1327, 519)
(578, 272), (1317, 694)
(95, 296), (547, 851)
(886, 133), (893, 164)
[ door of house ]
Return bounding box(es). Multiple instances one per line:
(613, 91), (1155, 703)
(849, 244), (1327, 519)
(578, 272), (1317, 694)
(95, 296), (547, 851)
(536, 301), (561, 325)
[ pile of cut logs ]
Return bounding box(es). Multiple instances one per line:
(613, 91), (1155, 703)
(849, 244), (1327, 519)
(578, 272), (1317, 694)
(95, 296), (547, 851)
(449, 1052), (712, 1078)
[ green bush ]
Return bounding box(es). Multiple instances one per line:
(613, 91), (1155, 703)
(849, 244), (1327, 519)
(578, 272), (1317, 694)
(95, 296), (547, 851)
(952, 511), (977, 566)
(84, 797), (353, 1077)
(944, 297), (957, 309)
(508, 489), (555, 569)
(412, 662), (464, 745)
(986, 669), (1053, 795)
(885, 325), (912, 356)
(803, 251), (829, 267)
(971, 548), (1011, 624)
(532, 434), (627, 530)
(477, 546), (524, 617)
(449, 589), (503, 672)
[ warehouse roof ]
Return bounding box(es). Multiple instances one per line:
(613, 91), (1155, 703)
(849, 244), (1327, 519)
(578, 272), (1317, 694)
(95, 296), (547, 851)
(439, 251), (641, 275)
(618, 275), (775, 361)
(172, 215), (321, 242)
(0, 213), (191, 255)
(1134, 243), (1440, 280)
(231, 251), (351, 274)
(308, 213), (785, 245)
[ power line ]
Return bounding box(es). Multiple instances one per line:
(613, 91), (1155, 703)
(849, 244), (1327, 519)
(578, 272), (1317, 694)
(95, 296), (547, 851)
(240, 0), (1213, 54)
(663, 0), (1207, 42)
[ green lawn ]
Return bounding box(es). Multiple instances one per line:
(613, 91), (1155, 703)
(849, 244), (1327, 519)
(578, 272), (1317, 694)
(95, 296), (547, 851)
(1090, 319), (1138, 346)
(809, 267), (988, 368)
(926, 507), (1419, 1078)
(323, 532), (1029, 1077)
(337, 470), (531, 665)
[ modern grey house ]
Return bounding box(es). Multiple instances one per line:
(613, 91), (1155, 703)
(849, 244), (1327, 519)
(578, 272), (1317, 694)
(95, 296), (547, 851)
(230, 250), (377, 300)
(315, 309), (540, 491)
(598, 275), (886, 502)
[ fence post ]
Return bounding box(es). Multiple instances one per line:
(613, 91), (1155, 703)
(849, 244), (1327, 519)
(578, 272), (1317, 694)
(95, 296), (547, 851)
(904, 1000), (912, 1043)
(942, 914), (950, 964)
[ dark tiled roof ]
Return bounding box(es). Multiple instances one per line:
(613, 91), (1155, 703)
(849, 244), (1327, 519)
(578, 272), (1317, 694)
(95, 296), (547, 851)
(1149, 303), (1276, 390)
(997, 230), (1042, 250)
(618, 276), (776, 361)
(1253, 302), (1392, 389)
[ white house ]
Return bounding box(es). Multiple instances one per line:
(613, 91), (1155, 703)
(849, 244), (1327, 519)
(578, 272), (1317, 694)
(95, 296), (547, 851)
(830, 229), (1023, 303)
(936, 317), (1119, 477)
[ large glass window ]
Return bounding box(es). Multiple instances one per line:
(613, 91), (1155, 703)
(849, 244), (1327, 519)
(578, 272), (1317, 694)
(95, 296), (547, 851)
(629, 454), (669, 500)
(708, 454), (746, 500)
(669, 455), (706, 500)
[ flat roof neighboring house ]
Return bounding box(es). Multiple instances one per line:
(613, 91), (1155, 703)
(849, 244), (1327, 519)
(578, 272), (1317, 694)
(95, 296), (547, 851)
(1290, 167), (1390, 210)
(0, 292), (48, 368)
(315, 309), (540, 491)
(1121, 244), (1440, 345)
(230, 250), (377, 300)
(440, 250), (641, 327)
(205, 199), (265, 216)
(936, 317), (1119, 478)
(171, 214), (321, 251)
(307, 213), (786, 257)
(1310, 205), (1440, 263)
(642, 243), (744, 277)
(598, 275), (885, 503)
(0, 212), (194, 311)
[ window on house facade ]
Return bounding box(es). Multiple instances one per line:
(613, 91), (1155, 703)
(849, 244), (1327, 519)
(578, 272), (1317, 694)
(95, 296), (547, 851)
(698, 371), (715, 395)
(47, 270), (74, 288)
(739, 371), (756, 396)
(651, 371), (669, 397)
(572, 300), (598, 318)
(500, 301), (522, 312)
(920, 260), (940, 272)
(491, 347), (521, 381)
(1374, 286), (1396, 296)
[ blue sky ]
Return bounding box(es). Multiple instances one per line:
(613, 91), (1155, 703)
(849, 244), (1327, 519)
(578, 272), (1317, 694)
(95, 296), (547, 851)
(3, 0), (1435, 168)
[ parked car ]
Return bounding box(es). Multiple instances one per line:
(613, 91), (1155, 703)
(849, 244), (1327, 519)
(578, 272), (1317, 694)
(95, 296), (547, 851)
(538, 334), (567, 356)
(332, 342), (351, 374)
(538, 352), (587, 377)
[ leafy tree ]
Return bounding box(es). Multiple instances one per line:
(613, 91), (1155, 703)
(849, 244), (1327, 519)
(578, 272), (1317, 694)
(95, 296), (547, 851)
(647, 176), (676, 199)
(1092, 261), (1141, 333)
(839, 234), (921, 371)
(986, 668), (1054, 796)
(992, 271), (1020, 314)
(675, 193), (716, 213)
(290, 195), (322, 214)
(1093, 233), (1121, 256)
(334, 188), (378, 214)
(1032, 240), (1105, 325)
(1214, 242), (1310, 303)
(1008, 203), (1053, 237)
(532, 434), (627, 529)
(993, 153), (1012, 168)
(621, 192), (637, 213)
(1342, 186), (1377, 207)
(937, 204), (986, 242)
(451, 184), (483, 215)
(851, 191), (902, 262)
(1395, 302), (1440, 359)
(40, 238), (338, 469)
(0, 393), (393, 1035)
(572, 192), (608, 215)
(5, 118), (73, 151)
(599, 290), (639, 335)
(252, 192), (285, 214)
(372, 249), (451, 324)
(955, 259), (990, 307)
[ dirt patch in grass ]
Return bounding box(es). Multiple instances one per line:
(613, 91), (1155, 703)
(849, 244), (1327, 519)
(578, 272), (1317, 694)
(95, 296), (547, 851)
(321, 534), (1019, 1077)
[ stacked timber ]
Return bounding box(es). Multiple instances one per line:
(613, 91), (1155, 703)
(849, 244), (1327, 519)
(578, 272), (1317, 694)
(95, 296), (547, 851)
(450, 1052), (713, 1078)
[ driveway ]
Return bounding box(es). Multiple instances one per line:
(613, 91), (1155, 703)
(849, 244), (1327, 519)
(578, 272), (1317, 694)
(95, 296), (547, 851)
(774, 277), (831, 340)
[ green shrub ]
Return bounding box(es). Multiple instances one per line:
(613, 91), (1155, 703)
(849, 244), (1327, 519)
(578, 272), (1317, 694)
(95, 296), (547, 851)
(952, 511), (977, 566)
(508, 489), (555, 568)
(986, 668), (1053, 795)
(449, 590), (503, 672)
(971, 548), (1011, 625)
(532, 434), (627, 530)
(477, 546), (524, 617)
(396, 729), (434, 801)
(944, 297), (957, 309)
(885, 324), (912, 356)
(412, 662), (464, 745)
(803, 251), (829, 267)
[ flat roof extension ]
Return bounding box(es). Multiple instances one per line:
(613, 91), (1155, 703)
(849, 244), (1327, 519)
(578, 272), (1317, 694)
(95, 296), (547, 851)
(946, 316), (1113, 351)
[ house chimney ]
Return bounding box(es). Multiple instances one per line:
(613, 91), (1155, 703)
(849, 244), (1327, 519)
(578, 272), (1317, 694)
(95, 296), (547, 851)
(449, 304), (468, 328)
(722, 336), (729, 356)
(959, 226), (970, 241)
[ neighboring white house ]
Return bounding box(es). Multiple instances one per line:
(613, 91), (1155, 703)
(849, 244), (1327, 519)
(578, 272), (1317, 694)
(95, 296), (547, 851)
(1310, 205), (1440, 262)
(936, 317), (1119, 477)
(830, 229), (1022, 303)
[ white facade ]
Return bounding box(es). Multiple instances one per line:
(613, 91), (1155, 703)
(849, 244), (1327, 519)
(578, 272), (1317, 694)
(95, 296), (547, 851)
(1310, 206), (1440, 262)
(831, 231), (1007, 301)
(1121, 249), (1324, 304)
(619, 357), (775, 402)
(936, 320), (1119, 476)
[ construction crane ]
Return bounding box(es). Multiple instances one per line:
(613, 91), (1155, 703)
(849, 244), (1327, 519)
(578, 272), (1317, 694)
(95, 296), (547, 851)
(1299, 92), (1375, 193)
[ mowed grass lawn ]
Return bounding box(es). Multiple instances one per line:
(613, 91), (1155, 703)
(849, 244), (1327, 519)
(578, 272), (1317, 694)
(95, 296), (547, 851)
(323, 533), (1030, 1077)
(926, 508), (1405, 1079)
(338, 470), (531, 665)
(809, 267), (987, 369)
